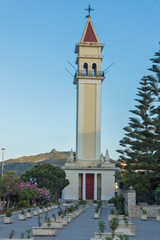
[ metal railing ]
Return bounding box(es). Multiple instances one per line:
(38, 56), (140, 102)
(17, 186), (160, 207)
(75, 70), (104, 78)
(136, 191), (160, 205)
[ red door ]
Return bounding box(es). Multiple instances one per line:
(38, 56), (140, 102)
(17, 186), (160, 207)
(86, 174), (94, 200)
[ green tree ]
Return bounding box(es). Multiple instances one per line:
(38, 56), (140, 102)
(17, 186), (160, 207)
(148, 48), (160, 188)
(117, 76), (156, 191)
(20, 163), (69, 197)
(0, 174), (20, 211)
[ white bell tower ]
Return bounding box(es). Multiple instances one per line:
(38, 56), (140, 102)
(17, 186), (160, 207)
(74, 17), (105, 161)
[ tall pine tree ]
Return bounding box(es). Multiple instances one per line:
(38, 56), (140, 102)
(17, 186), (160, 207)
(117, 76), (156, 191)
(148, 49), (160, 189)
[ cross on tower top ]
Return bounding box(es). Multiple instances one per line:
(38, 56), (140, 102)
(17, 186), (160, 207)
(85, 5), (94, 18)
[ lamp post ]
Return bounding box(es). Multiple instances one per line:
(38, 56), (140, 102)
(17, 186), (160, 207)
(1, 148), (6, 178)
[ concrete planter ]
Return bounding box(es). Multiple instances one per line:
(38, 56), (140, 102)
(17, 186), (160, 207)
(115, 224), (135, 236)
(156, 215), (160, 221)
(43, 208), (48, 212)
(140, 214), (147, 221)
(56, 217), (68, 225)
(108, 214), (124, 221)
(1, 238), (34, 240)
(26, 212), (32, 218)
(64, 216), (72, 223)
(53, 204), (58, 209)
(43, 221), (63, 229)
(75, 210), (79, 217)
(94, 212), (100, 219)
(118, 217), (132, 225)
(4, 217), (13, 224)
(93, 232), (121, 240)
(72, 212), (77, 218)
(32, 227), (57, 236)
(66, 214), (74, 220)
(38, 209), (44, 214)
(47, 206), (51, 211)
(33, 210), (38, 216)
(18, 214), (26, 221)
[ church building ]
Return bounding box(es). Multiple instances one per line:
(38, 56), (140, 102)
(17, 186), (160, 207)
(63, 13), (116, 201)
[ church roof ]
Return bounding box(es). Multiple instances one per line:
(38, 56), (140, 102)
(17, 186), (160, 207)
(80, 17), (100, 43)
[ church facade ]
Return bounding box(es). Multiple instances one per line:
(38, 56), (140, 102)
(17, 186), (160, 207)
(63, 16), (116, 201)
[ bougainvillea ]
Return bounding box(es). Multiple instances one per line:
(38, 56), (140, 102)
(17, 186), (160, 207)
(19, 181), (50, 206)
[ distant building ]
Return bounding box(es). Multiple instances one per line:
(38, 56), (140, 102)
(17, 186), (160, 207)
(63, 16), (116, 200)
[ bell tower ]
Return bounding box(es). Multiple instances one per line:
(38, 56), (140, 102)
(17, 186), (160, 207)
(74, 17), (105, 161)
(63, 11), (116, 201)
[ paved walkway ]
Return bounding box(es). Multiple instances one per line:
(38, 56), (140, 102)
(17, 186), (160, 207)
(0, 205), (160, 239)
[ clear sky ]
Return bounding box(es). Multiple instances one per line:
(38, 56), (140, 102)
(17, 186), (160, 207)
(0, 0), (160, 161)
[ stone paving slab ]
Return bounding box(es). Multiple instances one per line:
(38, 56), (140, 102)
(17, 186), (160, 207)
(0, 205), (160, 239)
(131, 218), (160, 240)
(0, 208), (59, 239)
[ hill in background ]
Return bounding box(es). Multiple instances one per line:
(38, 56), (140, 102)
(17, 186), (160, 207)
(1, 148), (117, 176)
(2, 149), (69, 176)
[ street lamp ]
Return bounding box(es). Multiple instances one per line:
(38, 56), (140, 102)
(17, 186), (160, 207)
(1, 148), (6, 178)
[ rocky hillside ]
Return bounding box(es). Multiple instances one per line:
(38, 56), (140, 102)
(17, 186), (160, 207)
(2, 149), (69, 176)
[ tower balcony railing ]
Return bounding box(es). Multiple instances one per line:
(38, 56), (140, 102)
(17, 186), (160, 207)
(74, 70), (104, 78)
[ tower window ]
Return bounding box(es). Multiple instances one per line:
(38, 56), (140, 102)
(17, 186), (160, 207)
(92, 63), (97, 76)
(83, 63), (88, 76)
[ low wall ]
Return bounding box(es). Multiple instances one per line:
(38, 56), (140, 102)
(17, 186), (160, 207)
(129, 205), (160, 218)
(122, 189), (160, 218)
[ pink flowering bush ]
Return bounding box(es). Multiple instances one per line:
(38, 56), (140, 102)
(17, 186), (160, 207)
(0, 175), (21, 211)
(19, 181), (50, 207)
(0, 175), (50, 211)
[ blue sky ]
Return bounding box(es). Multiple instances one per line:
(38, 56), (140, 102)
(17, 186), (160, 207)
(0, 0), (160, 161)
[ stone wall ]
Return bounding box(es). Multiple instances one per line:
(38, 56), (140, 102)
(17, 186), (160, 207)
(122, 190), (136, 214)
(122, 189), (160, 218)
(129, 205), (160, 218)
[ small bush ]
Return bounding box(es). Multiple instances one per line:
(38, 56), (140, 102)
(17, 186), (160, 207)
(98, 220), (106, 233)
(118, 234), (130, 240)
(21, 232), (24, 239)
(142, 209), (147, 215)
(21, 209), (25, 215)
(47, 217), (51, 227)
(108, 196), (125, 214)
(26, 229), (32, 239)
(105, 237), (113, 240)
(38, 215), (41, 227)
(9, 230), (14, 239)
(110, 208), (116, 215)
(109, 217), (119, 238)
(6, 210), (12, 217)
(78, 199), (87, 205)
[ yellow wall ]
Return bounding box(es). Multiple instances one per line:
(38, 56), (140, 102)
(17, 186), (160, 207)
(80, 47), (100, 56)
(82, 84), (96, 159)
